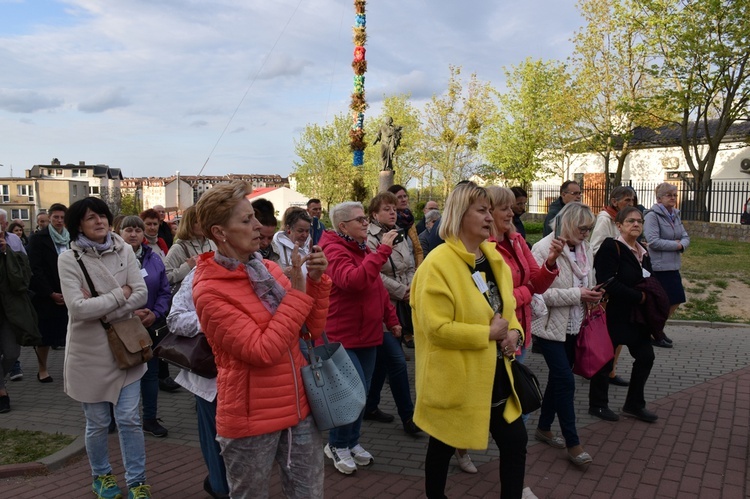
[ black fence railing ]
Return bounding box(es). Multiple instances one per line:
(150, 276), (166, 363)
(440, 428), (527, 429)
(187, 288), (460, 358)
(526, 180), (750, 225)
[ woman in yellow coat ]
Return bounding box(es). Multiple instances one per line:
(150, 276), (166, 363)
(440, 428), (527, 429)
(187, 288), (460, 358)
(411, 182), (527, 499)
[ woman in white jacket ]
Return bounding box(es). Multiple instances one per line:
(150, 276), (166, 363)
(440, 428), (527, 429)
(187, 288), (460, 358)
(531, 202), (603, 468)
(272, 207), (312, 277)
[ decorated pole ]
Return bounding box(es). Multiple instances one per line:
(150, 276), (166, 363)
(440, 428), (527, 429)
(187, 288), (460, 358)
(350, 0), (367, 166)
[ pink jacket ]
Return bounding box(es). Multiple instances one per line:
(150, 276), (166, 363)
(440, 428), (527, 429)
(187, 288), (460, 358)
(491, 232), (558, 348)
(319, 231), (399, 349)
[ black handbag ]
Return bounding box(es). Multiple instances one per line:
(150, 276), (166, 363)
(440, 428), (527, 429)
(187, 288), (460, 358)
(511, 359), (543, 413)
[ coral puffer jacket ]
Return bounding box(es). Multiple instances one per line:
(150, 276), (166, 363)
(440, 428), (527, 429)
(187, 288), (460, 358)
(319, 231), (399, 349)
(193, 252), (331, 439)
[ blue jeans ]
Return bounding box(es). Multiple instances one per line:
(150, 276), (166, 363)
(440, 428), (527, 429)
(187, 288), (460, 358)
(535, 335), (580, 448)
(366, 332), (414, 423)
(81, 381), (147, 486)
(140, 355), (159, 420)
(196, 395), (229, 496)
(328, 346), (377, 449)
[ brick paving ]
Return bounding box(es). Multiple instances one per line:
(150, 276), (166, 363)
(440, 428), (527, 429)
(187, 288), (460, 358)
(1, 322), (748, 498)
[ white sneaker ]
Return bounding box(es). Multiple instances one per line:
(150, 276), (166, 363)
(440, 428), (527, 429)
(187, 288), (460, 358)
(324, 444), (357, 474)
(350, 444), (374, 466)
(522, 487), (539, 499)
(455, 450), (477, 473)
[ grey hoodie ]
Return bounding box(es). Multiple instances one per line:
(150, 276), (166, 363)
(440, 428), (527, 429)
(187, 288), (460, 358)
(643, 204), (689, 271)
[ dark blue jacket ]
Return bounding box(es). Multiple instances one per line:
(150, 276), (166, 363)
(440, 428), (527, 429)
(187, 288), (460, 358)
(138, 244), (170, 321)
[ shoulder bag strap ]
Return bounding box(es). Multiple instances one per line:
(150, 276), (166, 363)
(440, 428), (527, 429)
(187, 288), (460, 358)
(73, 250), (111, 329)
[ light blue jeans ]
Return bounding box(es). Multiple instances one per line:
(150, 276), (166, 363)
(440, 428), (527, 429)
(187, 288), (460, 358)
(81, 380), (147, 487)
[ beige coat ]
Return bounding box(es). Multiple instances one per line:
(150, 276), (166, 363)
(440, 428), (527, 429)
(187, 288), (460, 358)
(366, 223), (415, 303)
(58, 233), (148, 403)
(164, 237), (217, 285)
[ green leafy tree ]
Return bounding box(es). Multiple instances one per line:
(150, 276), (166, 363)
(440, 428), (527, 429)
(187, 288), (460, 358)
(119, 193), (142, 216)
(638, 0), (750, 216)
(481, 58), (575, 185)
(422, 66), (497, 197)
(571, 0), (657, 188)
(293, 113), (360, 208)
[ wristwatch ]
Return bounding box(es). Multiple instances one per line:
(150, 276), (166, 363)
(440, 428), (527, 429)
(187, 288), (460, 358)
(511, 329), (523, 349)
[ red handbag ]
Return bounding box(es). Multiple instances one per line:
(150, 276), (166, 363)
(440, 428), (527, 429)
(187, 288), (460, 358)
(573, 305), (614, 379)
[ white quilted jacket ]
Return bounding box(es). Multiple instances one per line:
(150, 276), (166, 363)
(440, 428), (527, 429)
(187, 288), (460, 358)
(530, 233), (596, 342)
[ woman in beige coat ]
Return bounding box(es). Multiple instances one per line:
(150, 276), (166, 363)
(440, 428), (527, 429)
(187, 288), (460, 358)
(58, 197), (151, 499)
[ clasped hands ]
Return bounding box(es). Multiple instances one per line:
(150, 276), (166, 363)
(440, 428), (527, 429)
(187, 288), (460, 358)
(489, 314), (519, 358)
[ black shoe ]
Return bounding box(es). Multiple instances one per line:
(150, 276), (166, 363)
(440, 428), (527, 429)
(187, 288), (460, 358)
(203, 476), (230, 499)
(363, 408), (394, 423)
(0, 395), (10, 413)
(663, 335), (673, 344)
(622, 406), (658, 423)
(652, 338), (673, 348)
(609, 375), (630, 387)
(159, 377), (181, 392)
(143, 418), (169, 437)
(403, 419), (422, 435)
(588, 406), (620, 421)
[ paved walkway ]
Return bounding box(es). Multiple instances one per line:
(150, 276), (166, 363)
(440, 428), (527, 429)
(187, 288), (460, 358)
(1, 322), (748, 498)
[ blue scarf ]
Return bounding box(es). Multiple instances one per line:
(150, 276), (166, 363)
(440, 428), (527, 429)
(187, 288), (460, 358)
(336, 231), (368, 252)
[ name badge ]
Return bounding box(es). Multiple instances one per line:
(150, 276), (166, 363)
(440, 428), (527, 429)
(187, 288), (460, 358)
(140, 268), (149, 278)
(642, 268), (651, 278)
(472, 271), (489, 294)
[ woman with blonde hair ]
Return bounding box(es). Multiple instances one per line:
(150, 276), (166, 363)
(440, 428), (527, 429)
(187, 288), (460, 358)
(531, 202), (603, 468)
(411, 182), (528, 499)
(165, 205), (217, 289)
(192, 181), (331, 498)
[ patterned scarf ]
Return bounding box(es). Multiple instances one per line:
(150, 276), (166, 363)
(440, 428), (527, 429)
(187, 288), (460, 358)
(214, 251), (286, 314)
(75, 232), (113, 253)
(336, 231), (368, 252)
(396, 208), (414, 231)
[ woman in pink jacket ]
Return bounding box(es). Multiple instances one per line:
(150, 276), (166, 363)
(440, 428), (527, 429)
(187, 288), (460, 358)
(192, 181), (332, 499)
(319, 201), (401, 475)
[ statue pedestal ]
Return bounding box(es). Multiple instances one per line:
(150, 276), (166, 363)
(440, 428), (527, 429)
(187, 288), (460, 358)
(379, 170), (394, 193)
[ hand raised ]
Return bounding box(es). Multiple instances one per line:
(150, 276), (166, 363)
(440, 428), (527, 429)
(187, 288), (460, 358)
(380, 229), (399, 248)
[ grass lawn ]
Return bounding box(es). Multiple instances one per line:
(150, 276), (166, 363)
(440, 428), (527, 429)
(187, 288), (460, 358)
(524, 224), (749, 323)
(0, 429), (74, 466)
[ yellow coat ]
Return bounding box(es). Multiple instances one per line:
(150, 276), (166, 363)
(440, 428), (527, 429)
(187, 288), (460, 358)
(410, 238), (523, 450)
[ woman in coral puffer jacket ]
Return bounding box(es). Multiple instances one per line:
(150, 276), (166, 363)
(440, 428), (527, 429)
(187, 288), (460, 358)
(192, 181), (332, 499)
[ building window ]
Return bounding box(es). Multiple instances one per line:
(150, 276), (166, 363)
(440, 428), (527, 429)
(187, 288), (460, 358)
(72, 169), (88, 177)
(89, 186), (100, 195)
(11, 209), (30, 220)
(0, 185), (8, 203)
(16, 184), (34, 202)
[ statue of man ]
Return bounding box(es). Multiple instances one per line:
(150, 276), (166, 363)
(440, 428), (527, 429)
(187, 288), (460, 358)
(373, 116), (403, 171)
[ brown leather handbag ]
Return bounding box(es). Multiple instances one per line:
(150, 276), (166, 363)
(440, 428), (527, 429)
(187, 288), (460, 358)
(75, 252), (153, 369)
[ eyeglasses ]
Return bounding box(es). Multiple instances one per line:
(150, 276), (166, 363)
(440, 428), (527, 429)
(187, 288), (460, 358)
(624, 218), (644, 224)
(565, 190), (582, 196)
(663, 193), (678, 198)
(578, 225), (595, 234)
(343, 216), (368, 224)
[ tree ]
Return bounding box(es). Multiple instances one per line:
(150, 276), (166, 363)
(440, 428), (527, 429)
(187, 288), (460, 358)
(119, 193), (142, 216)
(638, 0), (750, 217)
(481, 58), (576, 185)
(292, 113), (360, 208)
(422, 66), (497, 197)
(571, 0), (657, 189)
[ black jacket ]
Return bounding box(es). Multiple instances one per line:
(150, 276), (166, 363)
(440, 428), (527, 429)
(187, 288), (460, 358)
(594, 238), (653, 346)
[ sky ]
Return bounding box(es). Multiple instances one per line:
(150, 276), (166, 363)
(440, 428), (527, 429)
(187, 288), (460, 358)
(0, 0), (583, 179)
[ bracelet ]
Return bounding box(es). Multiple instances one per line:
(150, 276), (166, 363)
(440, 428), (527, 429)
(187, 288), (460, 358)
(511, 329), (523, 349)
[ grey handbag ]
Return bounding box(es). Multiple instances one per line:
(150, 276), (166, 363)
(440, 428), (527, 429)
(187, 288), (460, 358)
(301, 330), (366, 431)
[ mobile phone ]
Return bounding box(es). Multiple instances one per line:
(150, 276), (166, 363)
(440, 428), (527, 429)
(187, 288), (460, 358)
(393, 227), (405, 245)
(554, 217), (561, 238)
(593, 275), (615, 291)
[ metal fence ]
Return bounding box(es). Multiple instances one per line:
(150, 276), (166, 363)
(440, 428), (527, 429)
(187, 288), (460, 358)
(526, 179), (750, 225)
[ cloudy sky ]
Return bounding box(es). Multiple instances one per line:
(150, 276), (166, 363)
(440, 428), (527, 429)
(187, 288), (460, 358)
(0, 0), (582, 179)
